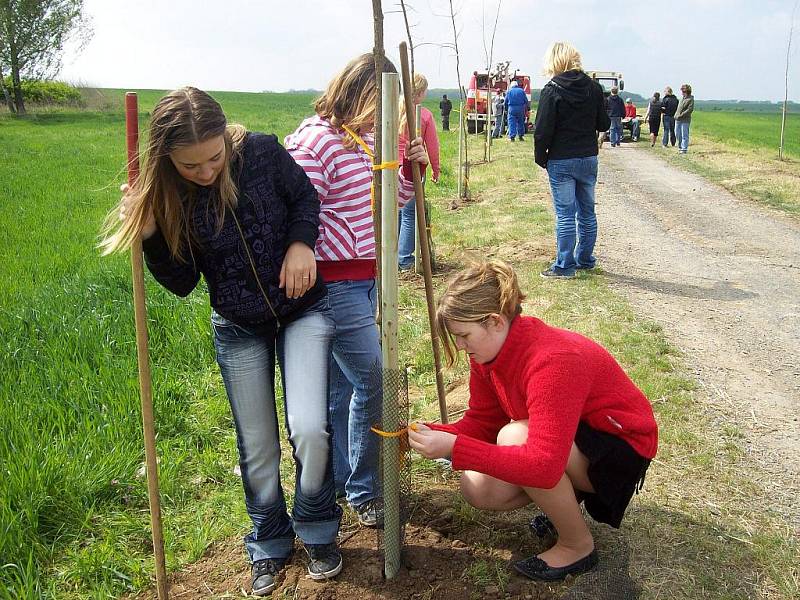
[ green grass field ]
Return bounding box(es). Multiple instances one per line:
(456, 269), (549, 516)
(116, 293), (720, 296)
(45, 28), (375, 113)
(691, 110), (800, 159)
(1, 92), (797, 599)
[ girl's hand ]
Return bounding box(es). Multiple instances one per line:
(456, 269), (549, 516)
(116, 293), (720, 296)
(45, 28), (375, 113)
(280, 241), (317, 299)
(405, 136), (429, 166)
(119, 184), (157, 239)
(408, 422), (456, 460)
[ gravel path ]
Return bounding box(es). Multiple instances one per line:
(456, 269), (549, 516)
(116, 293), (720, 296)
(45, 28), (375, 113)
(593, 145), (800, 481)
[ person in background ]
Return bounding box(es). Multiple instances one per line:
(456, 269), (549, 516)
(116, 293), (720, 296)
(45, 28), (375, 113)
(660, 86), (678, 147)
(533, 41), (609, 279)
(606, 87), (625, 147)
(505, 80), (528, 142)
(623, 98), (640, 142)
(675, 84), (695, 154)
(643, 91), (662, 147)
(101, 87), (342, 596)
(409, 260), (658, 582)
(440, 94), (453, 131)
(284, 53), (429, 530)
(398, 72), (440, 271)
(491, 89), (505, 139)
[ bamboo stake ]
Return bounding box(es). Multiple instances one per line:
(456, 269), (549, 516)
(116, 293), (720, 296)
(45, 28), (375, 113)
(372, 0), (385, 312)
(125, 92), (168, 600)
(414, 103), (422, 274)
(457, 100), (464, 199)
(399, 42), (448, 425)
(380, 71), (401, 580)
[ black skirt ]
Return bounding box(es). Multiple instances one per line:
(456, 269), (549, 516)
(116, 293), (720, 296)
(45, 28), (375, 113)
(648, 117), (661, 136)
(574, 421), (651, 528)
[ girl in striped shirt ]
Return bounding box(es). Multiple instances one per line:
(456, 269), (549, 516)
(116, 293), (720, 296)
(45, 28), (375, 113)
(285, 53), (429, 527)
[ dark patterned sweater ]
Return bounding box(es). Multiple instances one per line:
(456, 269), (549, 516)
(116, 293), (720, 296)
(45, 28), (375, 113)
(142, 132), (323, 335)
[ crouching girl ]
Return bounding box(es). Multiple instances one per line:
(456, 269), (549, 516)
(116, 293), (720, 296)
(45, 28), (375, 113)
(408, 260), (657, 581)
(101, 87), (342, 596)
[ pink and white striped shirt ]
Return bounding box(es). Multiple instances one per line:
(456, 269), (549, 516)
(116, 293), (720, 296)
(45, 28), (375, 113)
(285, 116), (414, 270)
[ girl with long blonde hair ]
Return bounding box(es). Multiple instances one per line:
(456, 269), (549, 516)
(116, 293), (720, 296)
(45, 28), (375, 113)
(409, 260), (658, 581)
(101, 86), (342, 596)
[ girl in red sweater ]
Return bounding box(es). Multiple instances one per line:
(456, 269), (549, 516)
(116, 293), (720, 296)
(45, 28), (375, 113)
(408, 260), (658, 581)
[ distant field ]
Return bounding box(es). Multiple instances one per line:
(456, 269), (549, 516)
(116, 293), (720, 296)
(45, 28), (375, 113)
(691, 109), (800, 159)
(645, 109), (800, 215)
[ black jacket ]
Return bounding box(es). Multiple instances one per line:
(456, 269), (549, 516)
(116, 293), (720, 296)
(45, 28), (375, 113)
(142, 132), (324, 335)
(534, 70), (610, 168)
(439, 98), (453, 115)
(607, 94), (625, 118)
(661, 94), (679, 117)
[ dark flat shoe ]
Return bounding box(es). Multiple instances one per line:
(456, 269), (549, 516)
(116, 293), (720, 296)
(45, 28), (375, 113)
(513, 550), (599, 581)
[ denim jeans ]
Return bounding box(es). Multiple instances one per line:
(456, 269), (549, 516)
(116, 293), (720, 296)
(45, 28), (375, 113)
(630, 118), (640, 140)
(676, 119), (690, 152)
(546, 156), (599, 274)
(212, 299), (340, 562)
(609, 117), (623, 145)
(492, 111), (504, 137)
(662, 115), (676, 146)
(326, 278), (382, 507)
(398, 197), (417, 269)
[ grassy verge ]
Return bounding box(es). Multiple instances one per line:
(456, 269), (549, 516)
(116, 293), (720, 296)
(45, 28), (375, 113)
(1, 95), (797, 598)
(401, 133), (799, 599)
(643, 110), (800, 216)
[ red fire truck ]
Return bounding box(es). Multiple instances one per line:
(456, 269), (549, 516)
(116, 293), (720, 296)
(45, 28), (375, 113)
(465, 62), (533, 134)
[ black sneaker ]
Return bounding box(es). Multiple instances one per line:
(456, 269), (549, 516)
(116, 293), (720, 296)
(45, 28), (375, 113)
(251, 557), (287, 596)
(354, 498), (384, 528)
(305, 542), (343, 580)
(540, 268), (575, 279)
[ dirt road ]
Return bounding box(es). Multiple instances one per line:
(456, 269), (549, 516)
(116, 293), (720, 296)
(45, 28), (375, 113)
(593, 145), (800, 491)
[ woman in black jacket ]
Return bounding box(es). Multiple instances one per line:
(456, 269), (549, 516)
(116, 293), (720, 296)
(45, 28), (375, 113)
(101, 87), (342, 596)
(534, 42), (610, 279)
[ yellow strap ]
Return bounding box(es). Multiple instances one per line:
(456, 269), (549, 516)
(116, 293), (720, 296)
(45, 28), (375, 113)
(371, 423), (418, 437)
(342, 124), (374, 158)
(341, 125), (401, 211)
(373, 160), (399, 171)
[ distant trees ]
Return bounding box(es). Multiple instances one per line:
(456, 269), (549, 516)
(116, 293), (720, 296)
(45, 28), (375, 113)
(0, 0), (92, 114)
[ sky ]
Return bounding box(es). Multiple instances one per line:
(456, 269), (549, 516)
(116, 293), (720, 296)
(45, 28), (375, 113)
(59, 0), (800, 102)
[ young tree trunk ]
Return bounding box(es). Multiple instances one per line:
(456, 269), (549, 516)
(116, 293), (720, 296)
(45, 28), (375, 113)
(9, 43), (25, 114)
(780, 0), (797, 160)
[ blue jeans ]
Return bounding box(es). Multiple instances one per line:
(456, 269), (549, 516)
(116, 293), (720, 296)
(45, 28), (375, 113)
(508, 109), (525, 139)
(662, 115), (676, 146)
(492, 111), (504, 137)
(630, 118), (640, 140)
(609, 117), (623, 145)
(676, 119), (690, 152)
(398, 197), (417, 269)
(546, 156), (599, 274)
(327, 279), (382, 507)
(212, 299), (340, 562)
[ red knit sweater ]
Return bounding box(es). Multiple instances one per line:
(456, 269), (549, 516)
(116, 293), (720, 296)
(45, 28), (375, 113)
(430, 316), (658, 489)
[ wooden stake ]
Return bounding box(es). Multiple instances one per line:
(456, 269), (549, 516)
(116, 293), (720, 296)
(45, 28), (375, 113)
(399, 42), (448, 424)
(125, 93), (169, 600)
(380, 72), (401, 580)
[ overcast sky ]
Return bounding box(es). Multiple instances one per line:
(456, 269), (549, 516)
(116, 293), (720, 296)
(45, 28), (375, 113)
(59, 0), (799, 102)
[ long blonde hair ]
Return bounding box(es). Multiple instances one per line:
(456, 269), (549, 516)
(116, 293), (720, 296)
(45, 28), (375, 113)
(399, 72), (428, 139)
(314, 53), (397, 149)
(436, 260), (526, 366)
(100, 87), (246, 261)
(542, 41), (583, 78)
